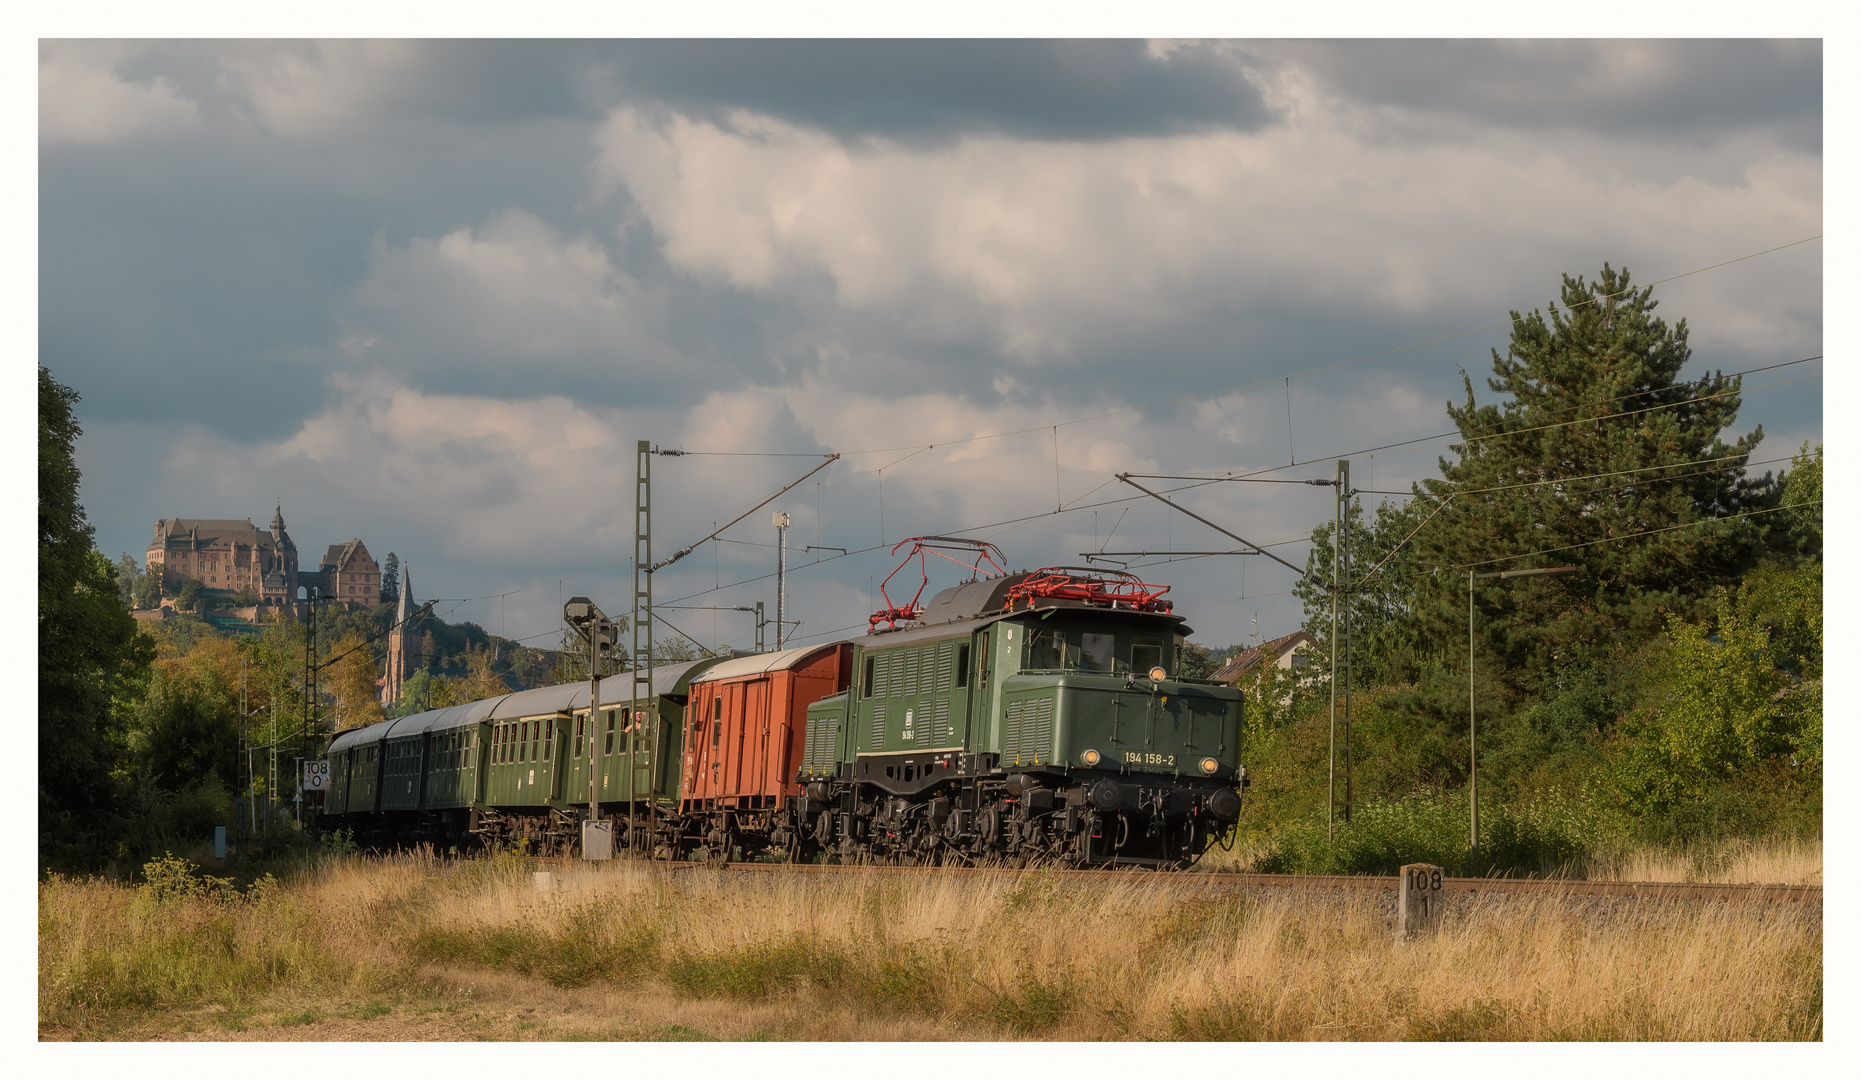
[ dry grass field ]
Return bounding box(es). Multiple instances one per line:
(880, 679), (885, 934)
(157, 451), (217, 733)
(39, 846), (1821, 1042)
(1194, 830), (1824, 886)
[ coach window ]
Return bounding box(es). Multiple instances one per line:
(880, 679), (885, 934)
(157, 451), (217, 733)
(605, 710), (617, 755)
(574, 714), (584, 759)
(711, 697), (723, 749)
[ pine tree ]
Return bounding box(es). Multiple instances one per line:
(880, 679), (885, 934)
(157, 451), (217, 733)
(1403, 264), (1773, 683)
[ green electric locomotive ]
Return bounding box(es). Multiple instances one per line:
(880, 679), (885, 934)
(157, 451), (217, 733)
(788, 542), (1244, 868)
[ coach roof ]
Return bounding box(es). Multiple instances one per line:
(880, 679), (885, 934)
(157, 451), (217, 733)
(691, 642), (844, 683)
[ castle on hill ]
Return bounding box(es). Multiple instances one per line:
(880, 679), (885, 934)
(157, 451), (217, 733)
(145, 504), (382, 615)
(145, 504), (421, 704)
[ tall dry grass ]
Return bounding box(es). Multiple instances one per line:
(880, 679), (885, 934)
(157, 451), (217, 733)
(1581, 835), (1822, 886)
(1197, 831), (1823, 886)
(40, 852), (1820, 1040)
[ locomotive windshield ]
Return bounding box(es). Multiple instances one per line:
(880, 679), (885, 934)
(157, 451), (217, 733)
(1022, 623), (1172, 675)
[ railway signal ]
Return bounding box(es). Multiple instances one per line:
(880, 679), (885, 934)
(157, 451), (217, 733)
(564, 595), (618, 857)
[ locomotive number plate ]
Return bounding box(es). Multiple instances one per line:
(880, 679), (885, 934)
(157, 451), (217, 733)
(1125, 752), (1176, 767)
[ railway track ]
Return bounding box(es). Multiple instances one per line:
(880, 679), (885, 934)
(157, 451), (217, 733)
(649, 859), (1820, 903)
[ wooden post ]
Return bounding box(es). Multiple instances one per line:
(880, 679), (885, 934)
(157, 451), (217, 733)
(1398, 863), (1444, 940)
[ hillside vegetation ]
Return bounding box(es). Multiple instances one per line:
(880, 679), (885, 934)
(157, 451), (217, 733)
(1231, 265), (1820, 876)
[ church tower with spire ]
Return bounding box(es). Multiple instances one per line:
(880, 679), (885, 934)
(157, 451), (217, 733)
(382, 563), (422, 705)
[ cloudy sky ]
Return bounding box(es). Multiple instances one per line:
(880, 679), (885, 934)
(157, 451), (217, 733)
(40, 38), (1823, 657)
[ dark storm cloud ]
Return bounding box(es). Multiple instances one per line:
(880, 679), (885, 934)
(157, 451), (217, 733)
(1276, 39), (1821, 147)
(112, 39), (600, 127)
(591, 39), (1275, 142)
(41, 39), (1821, 649)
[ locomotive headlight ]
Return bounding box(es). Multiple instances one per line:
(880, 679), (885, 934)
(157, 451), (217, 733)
(1082, 748), (1102, 766)
(1149, 666), (1168, 683)
(1200, 757), (1220, 775)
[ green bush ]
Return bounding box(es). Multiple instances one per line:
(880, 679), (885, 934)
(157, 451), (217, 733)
(665, 937), (848, 999)
(980, 975), (1075, 1034)
(1256, 790), (1604, 877)
(411, 902), (658, 989)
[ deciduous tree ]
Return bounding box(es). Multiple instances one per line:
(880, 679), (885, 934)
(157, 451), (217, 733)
(39, 368), (152, 868)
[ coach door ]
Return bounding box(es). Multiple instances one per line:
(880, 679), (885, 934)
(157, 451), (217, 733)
(627, 703), (654, 806)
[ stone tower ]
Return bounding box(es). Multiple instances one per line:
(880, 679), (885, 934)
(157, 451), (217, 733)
(382, 563), (422, 705)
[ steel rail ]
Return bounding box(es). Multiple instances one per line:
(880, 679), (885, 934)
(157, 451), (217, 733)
(643, 860), (1819, 903)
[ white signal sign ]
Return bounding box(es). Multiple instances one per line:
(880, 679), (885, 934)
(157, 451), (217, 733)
(302, 759), (330, 791)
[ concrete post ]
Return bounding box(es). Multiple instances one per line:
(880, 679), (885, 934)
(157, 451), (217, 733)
(581, 818), (614, 862)
(1398, 863), (1444, 940)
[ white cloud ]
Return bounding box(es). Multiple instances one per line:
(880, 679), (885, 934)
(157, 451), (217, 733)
(145, 370), (1345, 648)
(39, 41), (200, 145)
(209, 40), (424, 139)
(343, 209), (671, 378)
(594, 92), (1820, 366)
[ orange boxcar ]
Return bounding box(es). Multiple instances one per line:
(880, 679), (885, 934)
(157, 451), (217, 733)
(682, 642), (853, 820)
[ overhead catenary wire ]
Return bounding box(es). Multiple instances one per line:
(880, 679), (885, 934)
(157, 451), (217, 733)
(434, 246), (1821, 616)
(1130, 355), (1820, 486)
(417, 405), (1814, 651)
(1424, 499), (1818, 572)
(394, 239), (1821, 649)
(729, 236), (1823, 460)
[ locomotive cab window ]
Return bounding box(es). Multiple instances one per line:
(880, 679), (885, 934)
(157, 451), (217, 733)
(955, 643), (971, 688)
(1080, 632), (1116, 674)
(1130, 638), (1164, 677)
(862, 656), (875, 698)
(1027, 628), (1074, 671)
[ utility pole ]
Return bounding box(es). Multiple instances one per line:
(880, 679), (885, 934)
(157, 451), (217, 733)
(773, 512), (790, 649)
(1341, 459), (1353, 825)
(239, 659), (247, 855)
(630, 441), (654, 856)
(1328, 460), (1348, 839)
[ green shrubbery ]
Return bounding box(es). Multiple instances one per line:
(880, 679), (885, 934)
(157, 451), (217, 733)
(1255, 790), (1604, 877)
